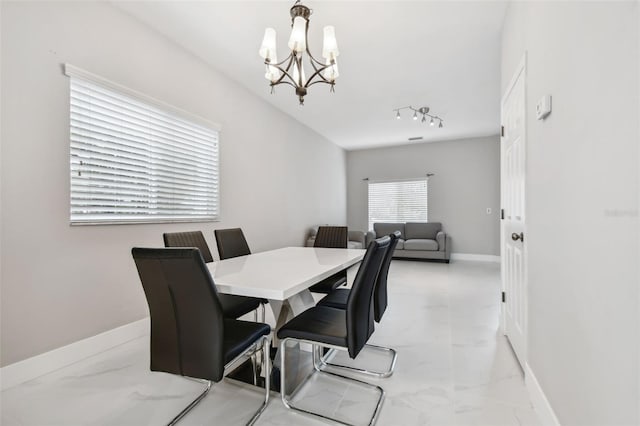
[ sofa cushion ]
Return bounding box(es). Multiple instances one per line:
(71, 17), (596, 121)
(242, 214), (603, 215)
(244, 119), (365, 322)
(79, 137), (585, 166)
(394, 239), (405, 250)
(404, 239), (438, 251)
(405, 222), (441, 240)
(374, 223), (405, 239)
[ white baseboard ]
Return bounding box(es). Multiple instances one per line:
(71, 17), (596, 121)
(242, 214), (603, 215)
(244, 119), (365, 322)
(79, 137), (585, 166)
(525, 362), (561, 426)
(0, 317), (149, 391)
(451, 253), (501, 262)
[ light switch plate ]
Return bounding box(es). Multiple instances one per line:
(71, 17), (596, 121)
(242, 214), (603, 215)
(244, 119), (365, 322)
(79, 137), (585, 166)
(536, 95), (552, 120)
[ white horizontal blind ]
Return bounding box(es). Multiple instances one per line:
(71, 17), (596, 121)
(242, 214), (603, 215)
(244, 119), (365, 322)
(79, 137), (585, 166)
(69, 76), (219, 224)
(368, 179), (428, 230)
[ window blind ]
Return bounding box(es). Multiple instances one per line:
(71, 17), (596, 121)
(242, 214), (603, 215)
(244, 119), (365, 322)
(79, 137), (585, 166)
(68, 71), (219, 225)
(368, 179), (428, 230)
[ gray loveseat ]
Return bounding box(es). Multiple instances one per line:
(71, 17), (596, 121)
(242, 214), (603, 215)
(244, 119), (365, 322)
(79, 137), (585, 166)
(373, 222), (451, 262)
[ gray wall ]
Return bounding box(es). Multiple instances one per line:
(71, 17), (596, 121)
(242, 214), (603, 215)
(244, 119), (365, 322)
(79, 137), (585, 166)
(347, 136), (500, 255)
(502, 1), (639, 425)
(0, 2), (346, 366)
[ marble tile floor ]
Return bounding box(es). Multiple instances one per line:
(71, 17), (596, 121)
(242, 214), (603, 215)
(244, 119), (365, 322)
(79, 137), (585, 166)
(1, 260), (541, 426)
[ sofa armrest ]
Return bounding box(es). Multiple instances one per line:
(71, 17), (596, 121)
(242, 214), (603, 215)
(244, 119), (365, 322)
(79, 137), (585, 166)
(348, 230), (366, 247)
(365, 231), (376, 247)
(445, 235), (451, 260)
(436, 231), (446, 252)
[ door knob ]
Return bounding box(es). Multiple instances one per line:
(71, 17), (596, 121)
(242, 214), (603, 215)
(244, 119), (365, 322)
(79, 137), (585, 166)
(511, 232), (524, 242)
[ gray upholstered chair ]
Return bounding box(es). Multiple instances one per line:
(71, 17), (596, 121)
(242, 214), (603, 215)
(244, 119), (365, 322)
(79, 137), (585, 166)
(306, 227), (375, 249)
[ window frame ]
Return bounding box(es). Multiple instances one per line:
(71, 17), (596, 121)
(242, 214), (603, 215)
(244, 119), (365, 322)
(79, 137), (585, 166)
(65, 64), (221, 226)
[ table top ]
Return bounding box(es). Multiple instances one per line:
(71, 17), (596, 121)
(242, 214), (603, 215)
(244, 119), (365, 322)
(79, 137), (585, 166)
(207, 247), (365, 300)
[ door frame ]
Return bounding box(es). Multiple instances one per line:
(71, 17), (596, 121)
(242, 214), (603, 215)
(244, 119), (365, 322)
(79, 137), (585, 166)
(500, 53), (528, 363)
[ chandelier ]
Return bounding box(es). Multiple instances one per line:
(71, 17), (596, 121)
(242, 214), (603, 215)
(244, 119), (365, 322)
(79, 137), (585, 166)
(259, 0), (339, 105)
(394, 106), (444, 128)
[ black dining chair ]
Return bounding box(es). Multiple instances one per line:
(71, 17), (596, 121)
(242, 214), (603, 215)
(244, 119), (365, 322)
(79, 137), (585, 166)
(214, 228), (252, 260)
(308, 226), (349, 294)
(316, 231), (401, 378)
(131, 247), (271, 426)
(163, 231), (267, 322)
(277, 236), (391, 425)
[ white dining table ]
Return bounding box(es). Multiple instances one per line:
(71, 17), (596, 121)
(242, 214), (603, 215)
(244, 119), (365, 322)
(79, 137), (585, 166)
(207, 246), (365, 331)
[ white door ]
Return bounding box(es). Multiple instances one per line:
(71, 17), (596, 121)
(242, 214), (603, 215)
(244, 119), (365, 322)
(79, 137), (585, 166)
(501, 57), (527, 367)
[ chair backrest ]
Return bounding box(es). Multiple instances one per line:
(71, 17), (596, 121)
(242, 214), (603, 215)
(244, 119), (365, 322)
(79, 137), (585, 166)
(314, 226), (348, 248)
(345, 235), (391, 358)
(131, 247), (226, 382)
(214, 228), (251, 260)
(373, 231), (401, 322)
(163, 231), (214, 263)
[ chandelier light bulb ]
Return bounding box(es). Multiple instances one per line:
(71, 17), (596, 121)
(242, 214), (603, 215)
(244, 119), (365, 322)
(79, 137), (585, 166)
(265, 61), (281, 82)
(322, 58), (339, 82)
(288, 16), (308, 53)
(430, 117), (435, 126)
(259, 28), (277, 61)
(396, 111), (401, 120)
(413, 111), (418, 121)
(322, 26), (339, 60)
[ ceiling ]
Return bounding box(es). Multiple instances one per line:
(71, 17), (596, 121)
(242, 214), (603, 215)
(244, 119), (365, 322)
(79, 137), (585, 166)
(113, 1), (508, 150)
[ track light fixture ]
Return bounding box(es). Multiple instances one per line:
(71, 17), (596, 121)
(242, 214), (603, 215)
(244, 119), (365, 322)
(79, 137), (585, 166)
(393, 106), (444, 128)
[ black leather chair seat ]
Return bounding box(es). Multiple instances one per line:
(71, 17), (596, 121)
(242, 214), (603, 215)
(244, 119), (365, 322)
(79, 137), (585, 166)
(219, 294), (267, 319)
(223, 319), (271, 364)
(317, 288), (349, 309)
(309, 272), (347, 294)
(277, 306), (348, 348)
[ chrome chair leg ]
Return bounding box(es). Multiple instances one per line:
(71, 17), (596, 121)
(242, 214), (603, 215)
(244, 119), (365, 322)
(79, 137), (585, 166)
(280, 338), (385, 426)
(247, 335), (271, 426)
(311, 345), (323, 373)
(167, 335), (271, 426)
(319, 343), (398, 378)
(252, 303), (267, 375)
(250, 354), (258, 386)
(167, 379), (212, 426)
(252, 303), (266, 323)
